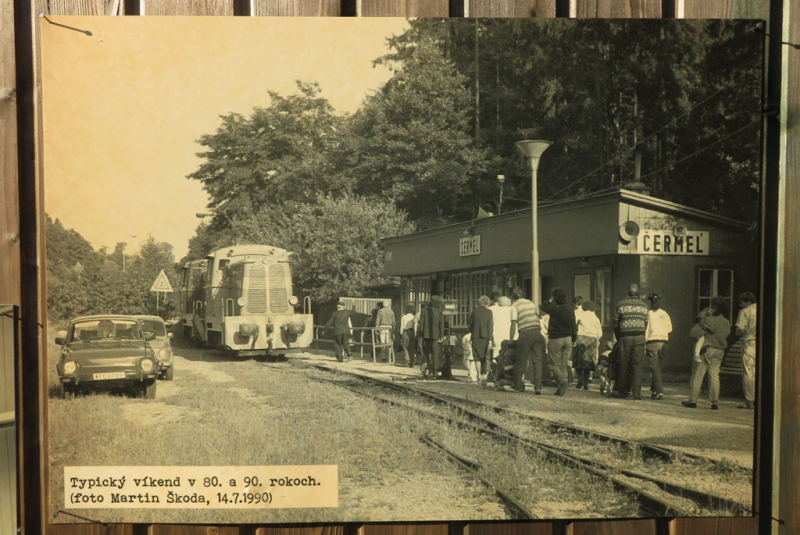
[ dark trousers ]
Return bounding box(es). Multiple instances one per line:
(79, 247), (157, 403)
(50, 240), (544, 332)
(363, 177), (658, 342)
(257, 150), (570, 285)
(422, 338), (442, 372)
(646, 341), (666, 395)
(616, 335), (647, 397)
(576, 368), (591, 387)
(402, 328), (417, 366)
(514, 328), (546, 392)
(333, 334), (350, 361)
(471, 338), (490, 375)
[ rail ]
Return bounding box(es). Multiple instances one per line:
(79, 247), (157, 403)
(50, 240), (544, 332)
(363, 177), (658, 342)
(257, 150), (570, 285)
(312, 325), (395, 364)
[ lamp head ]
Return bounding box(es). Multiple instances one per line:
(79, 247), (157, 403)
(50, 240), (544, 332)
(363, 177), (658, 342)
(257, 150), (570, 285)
(497, 174), (506, 184)
(515, 140), (552, 160)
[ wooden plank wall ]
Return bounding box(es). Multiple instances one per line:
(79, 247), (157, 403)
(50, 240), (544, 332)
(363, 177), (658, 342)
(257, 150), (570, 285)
(4, 0), (798, 533)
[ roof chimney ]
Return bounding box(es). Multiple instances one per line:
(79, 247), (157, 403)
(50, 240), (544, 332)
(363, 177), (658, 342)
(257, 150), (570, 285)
(623, 180), (651, 196)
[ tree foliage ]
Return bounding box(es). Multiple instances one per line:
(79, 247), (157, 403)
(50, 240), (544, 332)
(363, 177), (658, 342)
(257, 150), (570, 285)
(345, 38), (492, 226)
(219, 195), (414, 303)
(181, 19), (762, 302)
(46, 217), (180, 323)
(188, 81), (350, 233)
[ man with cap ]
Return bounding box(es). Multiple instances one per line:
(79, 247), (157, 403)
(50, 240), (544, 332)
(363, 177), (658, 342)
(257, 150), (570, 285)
(612, 283), (649, 399)
(418, 296), (446, 378)
(325, 301), (353, 363)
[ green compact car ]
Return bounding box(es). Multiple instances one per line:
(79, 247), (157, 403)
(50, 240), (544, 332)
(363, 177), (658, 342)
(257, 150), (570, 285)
(135, 315), (175, 381)
(55, 315), (160, 399)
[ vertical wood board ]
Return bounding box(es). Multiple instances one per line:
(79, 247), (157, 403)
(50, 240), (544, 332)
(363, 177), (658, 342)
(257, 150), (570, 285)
(252, 0), (342, 16)
(677, 0), (770, 19)
(360, 0), (450, 16)
(46, 0), (124, 15)
(360, 525), (450, 535)
(571, 519), (661, 535)
(0, 0), (20, 307)
(142, 0), (233, 15)
(467, 0), (556, 18)
(574, 0), (662, 18)
(778, 0), (800, 533)
(464, 522), (556, 535)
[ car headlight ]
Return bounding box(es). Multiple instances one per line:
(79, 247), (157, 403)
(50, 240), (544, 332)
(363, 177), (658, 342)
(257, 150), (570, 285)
(63, 361), (77, 374)
(289, 295), (299, 306)
(140, 358), (155, 373)
(158, 348), (167, 359)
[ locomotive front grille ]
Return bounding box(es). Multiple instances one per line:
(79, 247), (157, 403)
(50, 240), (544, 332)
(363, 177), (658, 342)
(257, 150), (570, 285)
(247, 264), (267, 314)
(269, 264), (290, 313)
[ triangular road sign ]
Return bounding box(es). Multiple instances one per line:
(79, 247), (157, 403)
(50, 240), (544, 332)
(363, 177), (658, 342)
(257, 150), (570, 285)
(149, 269), (174, 293)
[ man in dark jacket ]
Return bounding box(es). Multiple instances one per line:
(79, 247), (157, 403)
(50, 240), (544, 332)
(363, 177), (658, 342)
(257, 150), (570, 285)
(325, 301), (353, 362)
(418, 296), (446, 378)
(540, 287), (577, 396)
(612, 283), (650, 399)
(468, 295), (494, 386)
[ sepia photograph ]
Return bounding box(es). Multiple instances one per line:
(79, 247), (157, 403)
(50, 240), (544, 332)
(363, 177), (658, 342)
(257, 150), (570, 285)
(41, 16), (763, 524)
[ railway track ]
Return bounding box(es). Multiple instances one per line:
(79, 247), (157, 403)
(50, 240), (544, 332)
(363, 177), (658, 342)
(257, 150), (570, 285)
(303, 361), (750, 518)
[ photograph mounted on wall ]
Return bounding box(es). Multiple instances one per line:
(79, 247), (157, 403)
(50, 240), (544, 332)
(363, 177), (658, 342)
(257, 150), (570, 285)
(41, 16), (764, 524)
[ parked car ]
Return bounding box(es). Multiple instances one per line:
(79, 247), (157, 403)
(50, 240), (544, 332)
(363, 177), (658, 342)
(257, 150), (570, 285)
(135, 315), (175, 381)
(55, 315), (159, 399)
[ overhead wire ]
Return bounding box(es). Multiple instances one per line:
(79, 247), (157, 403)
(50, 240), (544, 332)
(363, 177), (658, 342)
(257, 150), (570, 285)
(539, 72), (752, 203)
(636, 117), (760, 182)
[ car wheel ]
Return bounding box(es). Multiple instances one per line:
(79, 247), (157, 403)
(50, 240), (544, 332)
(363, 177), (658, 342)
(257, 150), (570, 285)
(59, 383), (77, 400)
(164, 366), (174, 381)
(141, 379), (157, 399)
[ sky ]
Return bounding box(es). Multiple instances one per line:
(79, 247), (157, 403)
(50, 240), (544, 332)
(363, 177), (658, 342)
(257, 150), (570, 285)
(41, 16), (410, 259)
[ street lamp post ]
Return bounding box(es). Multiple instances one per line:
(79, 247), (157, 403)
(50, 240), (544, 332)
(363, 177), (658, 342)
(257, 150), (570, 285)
(515, 140), (552, 307)
(497, 174), (505, 215)
(122, 235), (137, 272)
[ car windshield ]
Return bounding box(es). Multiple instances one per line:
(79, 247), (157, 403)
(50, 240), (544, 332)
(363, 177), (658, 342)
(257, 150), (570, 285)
(138, 319), (166, 337)
(70, 319), (143, 342)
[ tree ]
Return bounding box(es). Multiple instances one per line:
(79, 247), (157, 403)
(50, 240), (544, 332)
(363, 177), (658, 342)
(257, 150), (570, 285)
(345, 38), (492, 226)
(228, 195), (415, 303)
(187, 81), (351, 233)
(46, 216), (181, 321)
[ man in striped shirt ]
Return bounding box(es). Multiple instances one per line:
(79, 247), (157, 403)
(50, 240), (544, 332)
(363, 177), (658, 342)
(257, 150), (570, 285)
(509, 286), (547, 394)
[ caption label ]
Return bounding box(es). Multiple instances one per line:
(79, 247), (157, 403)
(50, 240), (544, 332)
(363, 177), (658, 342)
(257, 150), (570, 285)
(64, 465), (338, 509)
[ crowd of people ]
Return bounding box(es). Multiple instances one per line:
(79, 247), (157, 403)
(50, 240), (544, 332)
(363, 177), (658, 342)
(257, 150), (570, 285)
(324, 285), (758, 408)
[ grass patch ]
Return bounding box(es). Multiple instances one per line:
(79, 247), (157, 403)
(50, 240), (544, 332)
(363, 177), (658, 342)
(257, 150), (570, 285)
(48, 355), (505, 524)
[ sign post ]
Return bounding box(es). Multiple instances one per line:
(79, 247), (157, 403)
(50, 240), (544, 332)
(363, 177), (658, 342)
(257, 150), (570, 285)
(149, 269), (174, 314)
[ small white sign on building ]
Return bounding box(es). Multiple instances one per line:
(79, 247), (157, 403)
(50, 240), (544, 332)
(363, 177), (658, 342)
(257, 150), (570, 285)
(637, 230), (709, 256)
(459, 235), (481, 257)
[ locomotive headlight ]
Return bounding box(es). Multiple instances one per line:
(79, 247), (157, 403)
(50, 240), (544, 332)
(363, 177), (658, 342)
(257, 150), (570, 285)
(139, 358), (155, 373)
(239, 323), (259, 337)
(289, 295), (299, 306)
(63, 361), (77, 374)
(237, 297), (247, 307)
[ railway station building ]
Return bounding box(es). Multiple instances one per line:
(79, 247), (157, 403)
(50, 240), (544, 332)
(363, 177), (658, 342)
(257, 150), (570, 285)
(381, 186), (757, 373)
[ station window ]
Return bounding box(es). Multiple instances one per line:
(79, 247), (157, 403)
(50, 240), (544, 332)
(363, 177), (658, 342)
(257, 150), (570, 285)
(698, 268), (734, 318)
(573, 268), (613, 326)
(594, 269), (612, 327)
(448, 271), (490, 328)
(402, 277), (431, 313)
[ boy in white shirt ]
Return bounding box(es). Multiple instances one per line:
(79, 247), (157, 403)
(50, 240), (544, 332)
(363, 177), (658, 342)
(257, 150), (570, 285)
(645, 293), (672, 400)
